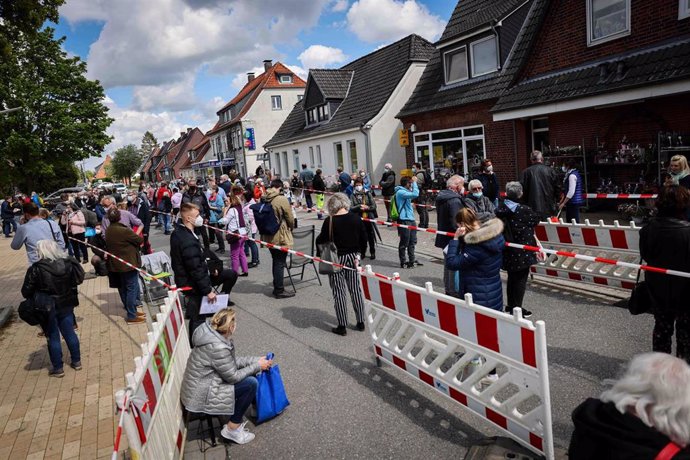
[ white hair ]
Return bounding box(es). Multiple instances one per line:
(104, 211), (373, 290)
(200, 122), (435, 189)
(446, 175), (464, 188)
(531, 150), (543, 163)
(468, 179), (482, 190)
(36, 239), (68, 262)
(505, 181), (523, 200)
(600, 352), (690, 446)
(326, 192), (351, 216)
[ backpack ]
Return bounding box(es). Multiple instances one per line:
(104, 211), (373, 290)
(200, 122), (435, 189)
(420, 170), (432, 190)
(82, 208), (98, 228)
(250, 202), (281, 236)
(390, 195), (400, 221)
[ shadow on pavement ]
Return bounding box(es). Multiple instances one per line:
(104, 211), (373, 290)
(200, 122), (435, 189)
(316, 349), (486, 447)
(547, 346), (626, 381)
(280, 306), (336, 332)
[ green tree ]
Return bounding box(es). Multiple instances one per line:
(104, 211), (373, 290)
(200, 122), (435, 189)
(0, 9), (112, 194)
(140, 130), (159, 159)
(110, 145), (141, 185)
(0, 0), (63, 60)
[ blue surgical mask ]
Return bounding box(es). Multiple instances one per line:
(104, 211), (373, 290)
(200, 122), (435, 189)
(472, 192), (483, 198)
(411, 168), (417, 173)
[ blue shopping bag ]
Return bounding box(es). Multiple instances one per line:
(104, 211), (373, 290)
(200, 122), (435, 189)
(255, 353), (290, 424)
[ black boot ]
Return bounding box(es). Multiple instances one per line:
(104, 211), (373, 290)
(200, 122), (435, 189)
(331, 325), (347, 336)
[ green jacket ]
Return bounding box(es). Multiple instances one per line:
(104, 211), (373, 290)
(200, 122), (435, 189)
(261, 188), (294, 248)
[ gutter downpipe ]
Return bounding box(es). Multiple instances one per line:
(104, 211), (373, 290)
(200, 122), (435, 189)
(359, 122), (374, 178)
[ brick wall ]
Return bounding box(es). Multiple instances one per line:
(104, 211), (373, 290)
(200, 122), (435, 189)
(522, 0), (690, 79)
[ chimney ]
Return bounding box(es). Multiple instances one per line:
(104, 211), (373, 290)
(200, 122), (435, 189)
(247, 72), (255, 82)
(180, 131), (185, 138)
(263, 59), (272, 72)
(187, 127), (192, 133)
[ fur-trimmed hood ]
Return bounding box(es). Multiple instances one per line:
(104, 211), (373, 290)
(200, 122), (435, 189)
(464, 218), (504, 245)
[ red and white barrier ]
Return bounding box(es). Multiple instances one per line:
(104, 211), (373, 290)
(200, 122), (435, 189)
(114, 290), (190, 459)
(359, 266), (554, 459)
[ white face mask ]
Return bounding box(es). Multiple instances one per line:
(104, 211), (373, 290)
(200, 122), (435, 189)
(355, 185), (363, 192)
(193, 215), (203, 227)
(485, 165), (493, 173)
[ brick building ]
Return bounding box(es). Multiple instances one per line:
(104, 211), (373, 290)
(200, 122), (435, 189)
(399, 0), (690, 193)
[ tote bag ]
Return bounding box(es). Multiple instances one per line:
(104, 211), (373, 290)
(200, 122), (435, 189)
(316, 217), (342, 275)
(255, 353), (290, 424)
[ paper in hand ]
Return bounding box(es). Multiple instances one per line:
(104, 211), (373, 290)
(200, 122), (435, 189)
(199, 294), (229, 314)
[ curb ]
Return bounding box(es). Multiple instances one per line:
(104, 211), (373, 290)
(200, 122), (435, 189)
(0, 306), (13, 329)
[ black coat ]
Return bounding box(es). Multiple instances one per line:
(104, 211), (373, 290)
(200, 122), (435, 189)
(495, 201), (540, 272)
(379, 170), (396, 196)
(182, 190), (211, 219)
(312, 174), (326, 192)
(170, 223), (212, 298)
(569, 398), (690, 459)
(639, 217), (690, 313)
(520, 163), (559, 217)
(434, 189), (466, 248)
(477, 173), (500, 203)
(21, 257), (84, 309)
(350, 191), (377, 218)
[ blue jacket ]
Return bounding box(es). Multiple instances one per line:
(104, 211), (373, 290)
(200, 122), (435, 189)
(445, 218), (505, 311)
(394, 182), (419, 221)
(339, 172), (351, 192)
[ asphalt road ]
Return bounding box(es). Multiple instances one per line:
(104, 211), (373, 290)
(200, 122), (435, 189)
(145, 209), (653, 459)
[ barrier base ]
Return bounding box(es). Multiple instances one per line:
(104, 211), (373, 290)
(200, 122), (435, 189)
(464, 437), (543, 460)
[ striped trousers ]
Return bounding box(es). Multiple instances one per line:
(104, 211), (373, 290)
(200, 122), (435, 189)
(328, 252), (366, 327)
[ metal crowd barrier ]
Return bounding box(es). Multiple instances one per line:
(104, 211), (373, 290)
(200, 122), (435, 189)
(359, 266), (554, 459)
(533, 219), (642, 290)
(114, 290), (190, 459)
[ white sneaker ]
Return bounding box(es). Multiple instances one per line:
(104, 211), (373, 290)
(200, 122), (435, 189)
(221, 421), (255, 444)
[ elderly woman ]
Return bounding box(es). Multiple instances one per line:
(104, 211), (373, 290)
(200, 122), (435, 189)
(350, 177), (378, 260)
(181, 308), (272, 445)
(315, 193), (367, 336)
(21, 240), (84, 377)
(495, 181), (544, 318)
(569, 353), (690, 458)
(445, 208), (504, 311)
(640, 185), (690, 362)
(465, 179), (495, 222)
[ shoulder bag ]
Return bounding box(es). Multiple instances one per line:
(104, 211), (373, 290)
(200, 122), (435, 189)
(317, 217), (342, 275)
(628, 263), (653, 315)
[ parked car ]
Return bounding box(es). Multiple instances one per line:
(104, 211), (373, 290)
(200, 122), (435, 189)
(98, 182), (114, 190)
(113, 183), (128, 194)
(43, 187), (85, 209)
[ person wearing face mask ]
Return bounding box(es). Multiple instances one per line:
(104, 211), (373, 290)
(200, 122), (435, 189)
(558, 159), (584, 223)
(182, 179), (212, 250)
(412, 162), (430, 228)
(379, 163), (396, 222)
(465, 179), (495, 222)
(127, 192), (153, 253)
(520, 150), (560, 221)
(170, 202), (218, 343)
(477, 159), (500, 207)
(100, 196), (143, 234)
(350, 177), (378, 260)
(434, 175), (466, 297)
(358, 169), (371, 192)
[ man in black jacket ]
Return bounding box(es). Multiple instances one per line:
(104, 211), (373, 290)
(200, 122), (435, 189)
(379, 163), (396, 221)
(170, 202), (217, 345)
(435, 175), (466, 297)
(520, 150), (559, 220)
(182, 179), (211, 249)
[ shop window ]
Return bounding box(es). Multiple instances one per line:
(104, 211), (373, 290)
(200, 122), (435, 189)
(334, 142), (344, 169)
(587, 0), (630, 46)
(348, 140), (358, 172)
(271, 95), (282, 110)
(443, 46), (468, 84)
(470, 36), (499, 77)
(274, 152), (282, 177)
(281, 151), (288, 178)
(413, 125), (485, 179)
(531, 118), (549, 152)
(316, 145), (322, 168)
(680, 0), (690, 19)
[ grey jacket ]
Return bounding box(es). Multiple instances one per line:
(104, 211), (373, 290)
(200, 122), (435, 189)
(180, 322), (261, 415)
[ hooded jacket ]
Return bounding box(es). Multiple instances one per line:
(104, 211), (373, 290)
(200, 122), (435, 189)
(180, 322), (261, 415)
(394, 182), (419, 221)
(445, 218), (505, 310)
(434, 189), (466, 249)
(569, 398), (690, 459)
(260, 188), (294, 247)
(21, 257), (84, 309)
(639, 217), (690, 313)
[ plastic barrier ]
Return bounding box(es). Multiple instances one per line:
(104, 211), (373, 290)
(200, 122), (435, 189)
(114, 290), (190, 459)
(359, 266), (554, 459)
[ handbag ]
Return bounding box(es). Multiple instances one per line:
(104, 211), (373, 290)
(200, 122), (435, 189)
(18, 299), (45, 326)
(628, 265), (653, 315)
(317, 217), (342, 275)
(255, 353), (290, 424)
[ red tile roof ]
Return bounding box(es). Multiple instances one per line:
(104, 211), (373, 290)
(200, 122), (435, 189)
(207, 62), (306, 136)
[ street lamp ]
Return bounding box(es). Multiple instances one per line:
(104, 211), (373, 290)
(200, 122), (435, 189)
(0, 107), (21, 116)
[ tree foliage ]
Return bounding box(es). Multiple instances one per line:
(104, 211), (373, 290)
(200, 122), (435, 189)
(110, 145), (141, 185)
(140, 131), (159, 159)
(0, 2), (113, 194)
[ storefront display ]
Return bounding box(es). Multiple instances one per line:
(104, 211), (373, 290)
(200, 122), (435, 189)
(413, 126), (485, 179)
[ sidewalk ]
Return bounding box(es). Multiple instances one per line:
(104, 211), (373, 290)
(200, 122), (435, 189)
(0, 239), (149, 460)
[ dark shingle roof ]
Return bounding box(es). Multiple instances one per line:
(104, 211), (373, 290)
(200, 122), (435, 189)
(492, 38), (690, 113)
(397, 0), (548, 118)
(309, 69), (354, 100)
(265, 34), (434, 148)
(438, 0), (528, 45)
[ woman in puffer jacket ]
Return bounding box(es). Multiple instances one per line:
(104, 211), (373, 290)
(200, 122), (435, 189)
(180, 308), (272, 445)
(445, 208), (505, 311)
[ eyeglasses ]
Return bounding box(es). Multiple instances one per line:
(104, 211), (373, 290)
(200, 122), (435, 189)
(470, 187), (483, 191)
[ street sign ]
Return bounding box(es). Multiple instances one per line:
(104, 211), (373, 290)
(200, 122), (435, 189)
(244, 128), (256, 151)
(399, 129), (409, 147)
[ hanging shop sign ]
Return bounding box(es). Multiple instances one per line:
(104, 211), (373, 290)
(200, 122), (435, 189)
(244, 128), (256, 151)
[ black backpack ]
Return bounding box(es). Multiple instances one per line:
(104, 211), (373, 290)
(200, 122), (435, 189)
(250, 202), (282, 236)
(422, 170), (433, 190)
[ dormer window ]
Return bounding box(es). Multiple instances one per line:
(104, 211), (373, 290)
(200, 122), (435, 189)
(443, 45), (468, 84)
(470, 36), (498, 77)
(305, 104), (330, 127)
(279, 74), (293, 84)
(587, 0), (631, 46)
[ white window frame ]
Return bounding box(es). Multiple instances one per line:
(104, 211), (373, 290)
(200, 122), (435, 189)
(334, 142), (344, 169)
(469, 35), (499, 77)
(271, 95), (282, 110)
(292, 149), (300, 172)
(347, 139), (358, 172)
(680, 0), (690, 19)
(316, 145), (322, 168)
(279, 75), (293, 84)
(442, 45), (469, 85)
(274, 152), (282, 177)
(586, 0), (631, 47)
(412, 125), (485, 178)
(531, 117), (549, 152)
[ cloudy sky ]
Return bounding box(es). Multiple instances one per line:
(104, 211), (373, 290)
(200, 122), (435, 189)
(54, 0), (453, 170)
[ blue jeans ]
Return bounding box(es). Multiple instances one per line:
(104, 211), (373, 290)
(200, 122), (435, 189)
(2, 218), (16, 236)
(117, 270), (140, 319)
(42, 307), (81, 370)
(246, 237), (259, 263)
(162, 213), (170, 232)
(230, 376), (258, 423)
(397, 219), (417, 265)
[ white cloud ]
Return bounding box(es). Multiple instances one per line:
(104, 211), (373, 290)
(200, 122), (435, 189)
(131, 74), (198, 112)
(346, 0), (444, 43)
(298, 45), (349, 70)
(331, 0), (349, 12)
